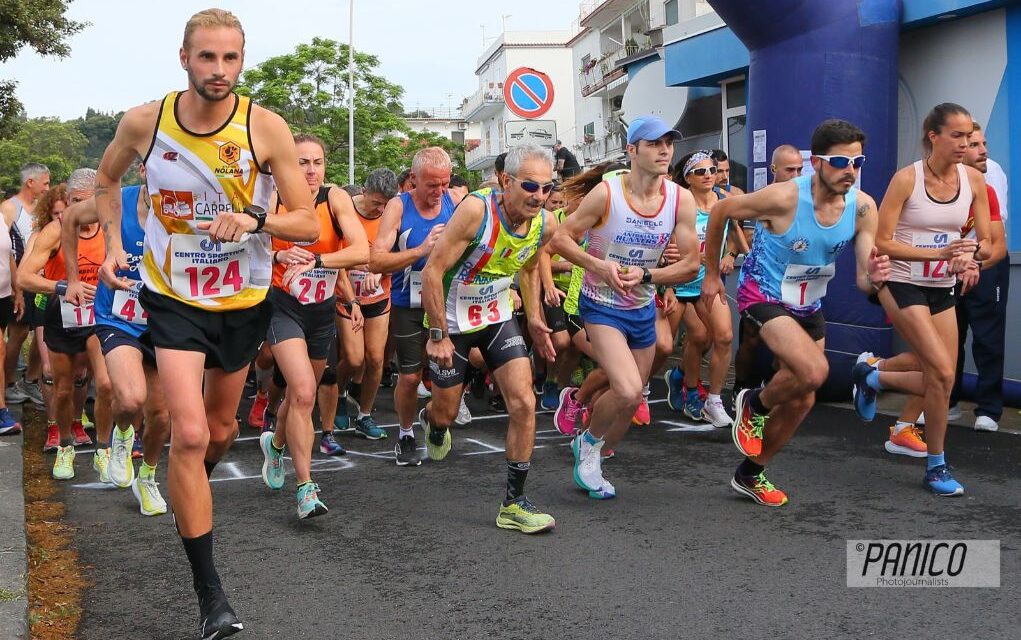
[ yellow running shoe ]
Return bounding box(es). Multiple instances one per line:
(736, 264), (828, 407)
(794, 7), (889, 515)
(93, 448), (111, 483)
(132, 464), (168, 516)
(420, 408), (451, 461)
(53, 445), (76, 480)
(81, 410), (95, 431)
(496, 497), (555, 534)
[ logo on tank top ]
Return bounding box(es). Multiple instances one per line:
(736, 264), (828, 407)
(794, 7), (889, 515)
(215, 141), (243, 178)
(159, 190), (195, 220)
(162, 151), (179, 162)
(789, 237), (810, 253)
(830, 239), (850, 258)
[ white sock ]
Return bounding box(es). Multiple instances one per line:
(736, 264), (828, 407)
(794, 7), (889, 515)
(399, 427), (414, 439)
(642, 382), (650, 397)
(708, 393), (722, 404)
(357, 412), (369, 420)
(893, 420), (912, 435)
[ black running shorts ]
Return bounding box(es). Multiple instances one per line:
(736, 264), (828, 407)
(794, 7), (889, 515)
(428, 320), (529, 389)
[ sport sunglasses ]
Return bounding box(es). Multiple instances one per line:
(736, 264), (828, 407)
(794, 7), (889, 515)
(816, 154), (866, 169)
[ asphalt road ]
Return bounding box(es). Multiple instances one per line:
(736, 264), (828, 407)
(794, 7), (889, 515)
(50, 380), (1020, 639)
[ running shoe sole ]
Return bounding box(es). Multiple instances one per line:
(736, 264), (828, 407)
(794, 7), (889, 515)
(731, 388), (756, 457)
(203, 622), (244, 640)
(884, 440), (927, 458)
(131, 479), (168, 516)
(496, 514), (556, 534)
(553, 387), (578, 436)
(297, 501), (328, 520)
(570, 437), (615, 499)
(354, 428), (386, 440)
(259, 432), (285, 490)
(730, 477), (788, 507)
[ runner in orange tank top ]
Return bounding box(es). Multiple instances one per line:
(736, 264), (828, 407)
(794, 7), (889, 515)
(17, 168), (115, 486)
(258, 134), (368, 520)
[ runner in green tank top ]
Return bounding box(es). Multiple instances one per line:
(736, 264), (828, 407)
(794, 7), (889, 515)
(420, 143), (559, 535)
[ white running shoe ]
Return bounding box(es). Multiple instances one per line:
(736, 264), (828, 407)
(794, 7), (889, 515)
(702, 397), (733, 428)
(974, 416), (999, 432)
(454, 393), (471, 426)
(571, 434), (615, 499)
(108, 425), (135, 488)
(947, 405), (963, 422)
(417, 382), (432, 399)
(132, 473), (168, 516)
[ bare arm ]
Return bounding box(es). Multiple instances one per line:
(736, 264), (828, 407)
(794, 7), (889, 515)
(17, 222), (63, 294)
(320, 187), (369, 269)
(651, 188), (699, 286)
(967, 167), (992, 261)
(60, 197), (99, 287)
(851, 192), (889, 293)
(704, 182), (795, 281)
(0, 200), (15, 229)
(367, 196), (442, 274)
(521, 212), (559, 362)
(876, 168), (977, 262)
(421, 198), (485, 337)
(247, 108), (317, 242)
(549, 183), (610, 275)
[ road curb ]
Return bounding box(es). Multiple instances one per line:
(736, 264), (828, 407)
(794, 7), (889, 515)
(0, 432), (28, 640)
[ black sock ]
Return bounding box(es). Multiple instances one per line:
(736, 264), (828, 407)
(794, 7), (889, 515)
(748, 388), (769, 415)
(505, 461), (530, 504)
(737, 457), (765, 478)
(181, 530), (221, 592)
(204, 460), (218, 478)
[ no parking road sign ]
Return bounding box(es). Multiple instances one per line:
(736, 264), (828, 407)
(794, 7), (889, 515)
(504, 67), (555, 119)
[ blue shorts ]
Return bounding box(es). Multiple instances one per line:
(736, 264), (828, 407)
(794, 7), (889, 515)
(96, 324), (156, 366)
(579, 295), (657, 349)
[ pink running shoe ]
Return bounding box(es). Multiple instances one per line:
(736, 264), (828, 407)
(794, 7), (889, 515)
(631, 398), (651, 426)
(554, 387), (582, 436)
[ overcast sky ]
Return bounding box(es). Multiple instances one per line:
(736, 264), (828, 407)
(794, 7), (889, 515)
(0, 0), (580, 120)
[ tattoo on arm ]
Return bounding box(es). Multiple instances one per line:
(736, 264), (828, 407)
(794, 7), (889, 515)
(856, 203), (869, 218)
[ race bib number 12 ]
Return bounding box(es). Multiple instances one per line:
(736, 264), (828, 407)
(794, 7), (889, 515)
(910, 231), (958, 283)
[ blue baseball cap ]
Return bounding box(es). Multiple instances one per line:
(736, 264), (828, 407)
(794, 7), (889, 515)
(626, 115), (682, 145)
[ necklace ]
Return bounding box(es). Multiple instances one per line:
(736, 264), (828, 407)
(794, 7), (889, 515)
(926, 157), (954, 188)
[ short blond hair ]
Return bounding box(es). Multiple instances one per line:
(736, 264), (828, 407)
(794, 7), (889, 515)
(411, 147), (452, 175)
(183, 8), (245, 50)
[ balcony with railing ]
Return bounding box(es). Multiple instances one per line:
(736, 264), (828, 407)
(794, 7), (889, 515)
(461, 85), (505, 121)
(579, 44), (632, 97)
(580, 128), (626, 165)
(466, 140), (500, 170)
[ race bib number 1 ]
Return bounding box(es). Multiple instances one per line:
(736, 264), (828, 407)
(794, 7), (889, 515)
(60, 298), (95, 328)
(409, 271), (423, 308)
(169, 234), (250, 302)
(910, 232), (957, 283)
(454, 280), (513, 332)
(112, 287), (148, 326)
(780, 263), (835, 307)
(349, 270), (384, 300)
(288, 268), (339, 305)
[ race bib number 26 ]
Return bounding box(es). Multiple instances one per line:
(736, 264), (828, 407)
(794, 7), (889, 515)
(288, 268), (339, 305)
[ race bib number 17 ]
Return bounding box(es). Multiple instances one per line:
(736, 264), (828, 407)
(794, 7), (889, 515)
(60, 298), (95, 328)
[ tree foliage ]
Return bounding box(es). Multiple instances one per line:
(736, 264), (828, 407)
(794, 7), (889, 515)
(239, 38), (472, 185)
(0, 0), (88, 138)
(73, 108), (123, 167)
(0, 117), (87, 192)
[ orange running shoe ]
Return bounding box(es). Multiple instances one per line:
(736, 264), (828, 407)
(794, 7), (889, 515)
(631, 398), (651, 426)
(885, 424), (927, 458)
(248, 391), (269, 429)
(731, 471), (788, 507)
(732, 389), (767, 457)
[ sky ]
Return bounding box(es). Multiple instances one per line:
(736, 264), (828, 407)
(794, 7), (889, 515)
(0, 0), (581, 121)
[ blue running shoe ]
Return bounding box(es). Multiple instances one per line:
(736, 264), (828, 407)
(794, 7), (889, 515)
(260, 432), (286, 490)
(540, 382), (560, 411)
(334, 396), (354, 433)
(851, 361), (878, 422)
(663, 367), (685, 412)
(682, 388), (704, 422)
(319, 432), (346, 456)
(0, 407), (21, 435)
(296, 482), (328, 519)
(924, 464), (964, 496)
(354, 415), (387, 440)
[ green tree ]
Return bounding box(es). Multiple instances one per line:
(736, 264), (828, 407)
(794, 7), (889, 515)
(239, 38), (470, 186)
(0, 1), (88, 137)
(74, 108), (123, 167)
(0, 117), (87, 192)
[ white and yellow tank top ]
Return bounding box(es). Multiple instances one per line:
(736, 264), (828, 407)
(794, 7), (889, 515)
(142, 92), (275, 310)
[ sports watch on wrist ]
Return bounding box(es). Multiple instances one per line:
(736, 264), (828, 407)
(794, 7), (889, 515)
(243, 205), (267, 232)
(640, 267), (653, 284)
(429, 327), (446, 342)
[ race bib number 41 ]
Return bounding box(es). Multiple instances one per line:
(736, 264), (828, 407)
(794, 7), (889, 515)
(780, 263), (835, 307)
(60, 298), (95, 328)
(409, 271), (423, 308)
(910, 231), (958, 283)
(454, 279), (512, 332)
(288, 267), (339, 305)
(169, 234), (250, 302)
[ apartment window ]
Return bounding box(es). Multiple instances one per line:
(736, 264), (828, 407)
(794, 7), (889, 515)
(584, 122), (596, 143)
(721, 76), (748, 191)
(665, 0), (679, 26)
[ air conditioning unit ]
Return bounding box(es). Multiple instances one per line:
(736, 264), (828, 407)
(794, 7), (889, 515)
(457, 121), (468, 130)
(610, 95), (624, 110)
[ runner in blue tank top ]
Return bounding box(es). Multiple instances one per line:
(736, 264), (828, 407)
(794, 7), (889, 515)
(60, 170), (172, 517)
(368, 147), (455, 466)
(701, 119), (891, 507)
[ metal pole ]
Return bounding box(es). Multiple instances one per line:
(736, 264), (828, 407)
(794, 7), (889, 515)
(348, 0), (355, 185)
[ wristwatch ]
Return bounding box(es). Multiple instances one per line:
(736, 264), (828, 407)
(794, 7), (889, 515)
(640, 266), (653, 284)
(429, 327), (446, 342)
(243, 205), (267, 232)
(313, 254), (324, 270)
